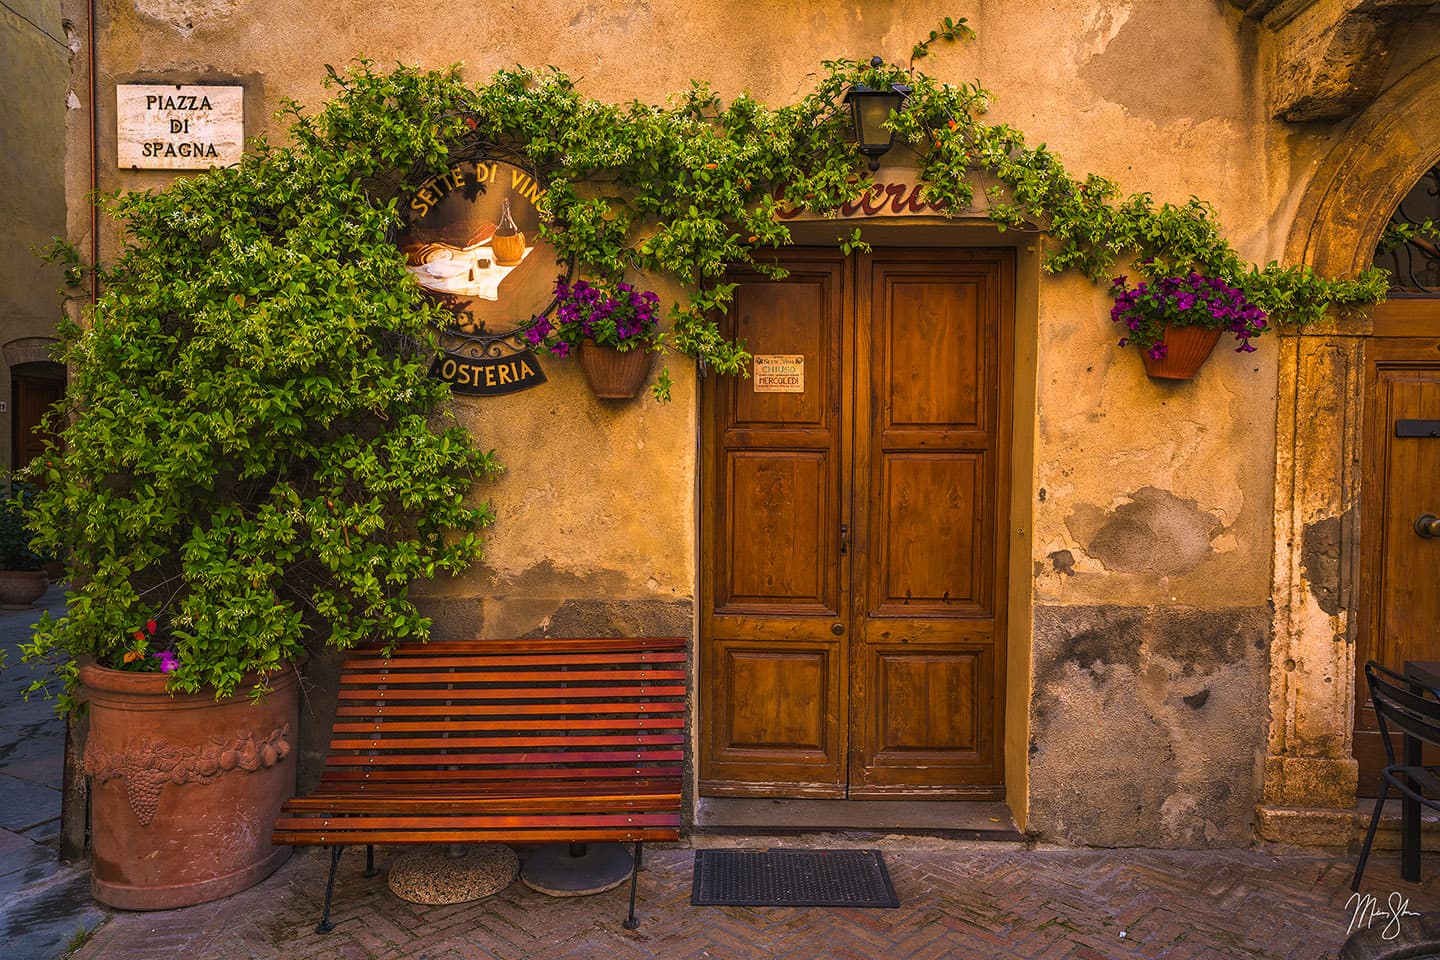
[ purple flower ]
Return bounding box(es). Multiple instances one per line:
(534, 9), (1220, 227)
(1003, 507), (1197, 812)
(531, 276), (663, 354)
(153, 651), (178, 673)
(1110, 270), (1268, 358)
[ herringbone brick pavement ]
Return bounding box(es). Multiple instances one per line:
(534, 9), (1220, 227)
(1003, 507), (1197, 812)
(69, 844), (1440, 960)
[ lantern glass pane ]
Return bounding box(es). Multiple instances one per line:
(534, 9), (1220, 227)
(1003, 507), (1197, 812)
(854, 93), (902, 150)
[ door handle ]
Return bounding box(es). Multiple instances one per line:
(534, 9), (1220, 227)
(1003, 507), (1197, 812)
(1417, 514), (1440, 538)
(831, 623), (845, 636)
(839, 524), (849, 556)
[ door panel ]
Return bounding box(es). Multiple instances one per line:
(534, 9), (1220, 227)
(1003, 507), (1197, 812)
(1356, 337), (1440, 793)
(851, 252), (1009, 796)
(878, 454), (982, 610)
(701, 253), (847, 794)
(701, 248), (1011, 800)
(724, 452), (831, 607)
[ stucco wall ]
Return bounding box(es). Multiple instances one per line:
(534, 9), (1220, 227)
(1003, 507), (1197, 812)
(69, 0), (1324, 845)
(2, 0), (70, 467)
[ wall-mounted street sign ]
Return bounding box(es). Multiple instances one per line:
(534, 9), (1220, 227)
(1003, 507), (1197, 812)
(753, 354), (805, 393)
(116, 84), (244, 169)
(396, 150), (564, 396)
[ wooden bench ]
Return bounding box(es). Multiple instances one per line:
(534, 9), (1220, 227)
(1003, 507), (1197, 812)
(271, 636), (687, 931)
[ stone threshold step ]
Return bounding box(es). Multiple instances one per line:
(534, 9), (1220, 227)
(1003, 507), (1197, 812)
(694, 798), (1022, 841)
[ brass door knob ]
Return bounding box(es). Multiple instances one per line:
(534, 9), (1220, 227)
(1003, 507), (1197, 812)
(1416, 514), (1440, 538)
(831, 623), (845, 636)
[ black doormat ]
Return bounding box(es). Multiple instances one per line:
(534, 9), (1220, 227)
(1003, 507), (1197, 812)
(690, 848), (900, 908)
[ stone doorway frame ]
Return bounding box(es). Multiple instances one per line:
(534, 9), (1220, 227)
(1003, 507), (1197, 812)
(1259, 56), (1440, 844)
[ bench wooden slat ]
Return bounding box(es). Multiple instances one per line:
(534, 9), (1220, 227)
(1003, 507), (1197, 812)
(325, 733), (685, 751)
(272, 827), (680, 845)
(359, 637), (685, 655)
(330, 717), (685, 733)
(323, 747), (684, 768)
(341, 651), (687, 669)
(316, 764), (683, 782)
(283, 791), (679, 812)
(333, 701), (683, 718)
(338, 668), (686, 685)
(337, 684), (684, 701)
(277, 811), (679, 830)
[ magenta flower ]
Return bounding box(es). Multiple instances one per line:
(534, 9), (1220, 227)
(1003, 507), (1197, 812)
(522, 276), (662, 357)
(1110, 271), (1268, 357)
(153, 650), (179, 673)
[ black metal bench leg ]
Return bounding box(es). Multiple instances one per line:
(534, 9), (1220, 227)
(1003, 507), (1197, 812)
(622, 841), (642, 930)
(363, 844), (378, 878)
(317, 845), (344, 934)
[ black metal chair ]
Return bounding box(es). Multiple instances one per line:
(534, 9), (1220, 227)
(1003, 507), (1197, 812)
(1353, 660), (1440, 890)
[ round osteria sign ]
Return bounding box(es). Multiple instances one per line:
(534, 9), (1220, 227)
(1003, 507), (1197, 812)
(396, 157), (562, 394)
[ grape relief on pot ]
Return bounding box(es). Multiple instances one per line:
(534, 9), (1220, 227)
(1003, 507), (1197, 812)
(83, 725), (292, 825)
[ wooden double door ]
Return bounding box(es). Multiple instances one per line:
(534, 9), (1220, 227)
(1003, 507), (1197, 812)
(699, 248), (1013, 799)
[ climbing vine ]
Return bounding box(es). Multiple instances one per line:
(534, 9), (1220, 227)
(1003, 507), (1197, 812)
(104, 19), (1399, 400)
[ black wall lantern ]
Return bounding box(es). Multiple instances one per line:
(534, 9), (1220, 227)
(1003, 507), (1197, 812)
(844, 56), (912, 170)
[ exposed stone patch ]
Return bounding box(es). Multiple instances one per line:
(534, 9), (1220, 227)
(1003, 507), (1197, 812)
(526, 599), (693, 639)
(1029, 604), (1268, 847)
(1148, 607), (1252, 665)
(1301, 509), (1349, 617)
(1048, 549), (1075, 576)
(1042, 607), (1145, 684)
(413, 596), (485, 642)
(1075, 487), (1222, 577)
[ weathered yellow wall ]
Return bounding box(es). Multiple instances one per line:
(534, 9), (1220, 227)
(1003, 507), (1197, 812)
(67, 0), (1404, 846)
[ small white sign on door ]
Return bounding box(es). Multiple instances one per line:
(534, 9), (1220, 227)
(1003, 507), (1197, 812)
(117, 84), (245, 170)
(753, 355), (805, 393)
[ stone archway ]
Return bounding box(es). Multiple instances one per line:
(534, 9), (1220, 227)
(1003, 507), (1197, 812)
(1259, 55), (1440, 845)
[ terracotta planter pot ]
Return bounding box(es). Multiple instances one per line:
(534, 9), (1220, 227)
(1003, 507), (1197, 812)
(1141, 326), (1223, 380)
(579, 342), (653, 399)
(0, 570), (48, 608)
(80, 660), (299, 910)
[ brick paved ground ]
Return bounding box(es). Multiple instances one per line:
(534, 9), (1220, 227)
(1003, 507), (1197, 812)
(67, 840), (1440, 960)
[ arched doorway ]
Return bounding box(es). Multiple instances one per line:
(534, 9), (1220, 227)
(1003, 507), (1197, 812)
(1353, 165), (1440, 795)
(1259, 56), (1440, 842)
(3, 338), (64, 471)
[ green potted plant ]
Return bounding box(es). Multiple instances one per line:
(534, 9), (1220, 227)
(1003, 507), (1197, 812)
(524, 277), (663, 399)
(18, 71), (500, 910)
(0, 482), (49, 608)
(1109, 269), (1270, 380)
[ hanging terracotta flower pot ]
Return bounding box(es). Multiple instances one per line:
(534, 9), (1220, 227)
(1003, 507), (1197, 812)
(1141, 325), (1223, 381)
(579, 342), (654, 399)
(80, 660), (299, 909)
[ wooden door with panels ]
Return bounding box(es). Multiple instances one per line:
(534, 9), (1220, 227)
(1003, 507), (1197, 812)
(699, 247), (1012, 800)
(1355, 308), (1440, 794)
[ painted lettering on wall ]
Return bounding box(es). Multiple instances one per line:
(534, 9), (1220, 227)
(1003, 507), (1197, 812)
(432, 350), (547, 396)
(408, 162), (548, 221)
(117, 84), (245, 170)
(773, 181), (946, 219)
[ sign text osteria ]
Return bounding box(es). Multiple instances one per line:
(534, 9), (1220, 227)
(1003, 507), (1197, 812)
(117, 84), (245, 169)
